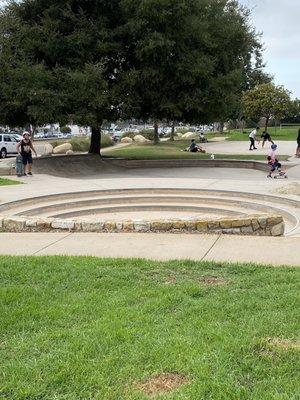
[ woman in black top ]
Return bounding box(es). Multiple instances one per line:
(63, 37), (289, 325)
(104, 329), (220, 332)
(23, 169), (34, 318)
(296, 129), (300, 158)
(261, 131), (274, 148)
(16, 132), (37, 176)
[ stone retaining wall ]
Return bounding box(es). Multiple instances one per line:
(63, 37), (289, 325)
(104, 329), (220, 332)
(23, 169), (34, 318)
(0, 215), (285, 236)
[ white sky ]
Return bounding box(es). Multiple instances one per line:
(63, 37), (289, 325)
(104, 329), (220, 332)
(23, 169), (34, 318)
(240, 0), (300, 98)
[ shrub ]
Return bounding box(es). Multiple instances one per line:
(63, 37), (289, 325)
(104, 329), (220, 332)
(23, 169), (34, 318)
(52, 135), (114, 152)
(140, 129), (155, 140)
(60, 126), (72, 134)
(101, 134), (114, 148)
(123, 129), (155, 141)
(70, 137), (90, 152)
(122, 131), (137, 139)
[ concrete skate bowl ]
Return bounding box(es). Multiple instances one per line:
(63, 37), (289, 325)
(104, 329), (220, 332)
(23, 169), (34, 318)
(32, 154), (273, 177)
(0, 188), (299, 236)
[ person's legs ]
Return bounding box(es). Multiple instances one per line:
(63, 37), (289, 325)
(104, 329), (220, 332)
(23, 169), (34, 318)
(27, 163), (33, 174)
(22, 154), (28, 175)
(249, 138), (254, 150)
(262, 140), (266, 148)
(26, 154), (33, 175)
(268, 167), (275, 178)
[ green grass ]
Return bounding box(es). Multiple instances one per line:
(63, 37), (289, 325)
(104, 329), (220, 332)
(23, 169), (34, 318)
(0, 177), (21, 186)
(104, 141), (290, 161)
(223, 127), (299, 141)
(0, 256), (299, 399)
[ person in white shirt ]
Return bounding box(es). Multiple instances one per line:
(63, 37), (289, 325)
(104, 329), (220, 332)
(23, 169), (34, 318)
(249, 127), (260, 150)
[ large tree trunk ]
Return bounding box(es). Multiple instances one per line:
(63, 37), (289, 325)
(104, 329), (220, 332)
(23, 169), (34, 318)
(154, 121), (159, 144)
(170, 121), (175, 142)
(89, 125), (102, 155)
(31, 125), (36, 140)
(219, 121), (224, 134)
(265, 116), (270, 132)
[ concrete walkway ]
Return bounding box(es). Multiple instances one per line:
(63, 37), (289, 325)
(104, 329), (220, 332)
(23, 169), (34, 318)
(0, 232), (299, 267)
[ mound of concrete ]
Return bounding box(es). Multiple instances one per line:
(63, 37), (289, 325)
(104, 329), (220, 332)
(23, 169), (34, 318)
(133, 135), (148, 143)
(121, 137), (133, 144)
(182, 132), (198, 139)
(41, 143), (53, 156)
(53, 143), (73, 154)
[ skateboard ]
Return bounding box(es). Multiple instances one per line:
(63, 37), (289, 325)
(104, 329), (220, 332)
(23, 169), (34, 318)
(16, 154), (24, 177)
(274, 172), (288, 179)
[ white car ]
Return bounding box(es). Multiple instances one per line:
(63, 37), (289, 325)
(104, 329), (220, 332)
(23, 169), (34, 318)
(0, 133), (19, 158)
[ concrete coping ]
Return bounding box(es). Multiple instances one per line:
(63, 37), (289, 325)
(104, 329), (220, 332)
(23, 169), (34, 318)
(0, 214), (285, 237)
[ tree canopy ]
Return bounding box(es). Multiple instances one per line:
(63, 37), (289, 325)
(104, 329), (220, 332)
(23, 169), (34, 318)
(242, 83), (292, 131)
(0, 0), (266, 151)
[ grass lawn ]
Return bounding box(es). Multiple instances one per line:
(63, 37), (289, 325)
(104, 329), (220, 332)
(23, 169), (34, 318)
(1, 256), (299, 399)
(0, 177), (21, 186)
(104, 141), (290, 161)
(222, 127), (299, 142)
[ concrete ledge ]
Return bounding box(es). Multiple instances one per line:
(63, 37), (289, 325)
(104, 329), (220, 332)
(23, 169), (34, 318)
(107, 158), (272, 172)
(1, 154), (296, 177)
(0, 215), (285, 236)
(33, 154), (272, 172)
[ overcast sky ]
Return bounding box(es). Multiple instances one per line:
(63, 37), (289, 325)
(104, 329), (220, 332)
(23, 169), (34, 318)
(240, 0), (300, 98)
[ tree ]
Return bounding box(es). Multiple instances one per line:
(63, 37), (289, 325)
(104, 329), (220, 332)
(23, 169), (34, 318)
(0, 0), (266, 150)
(0, 0), (124, 153)
(118, 0), (266, 138)
(242, 83), (292, 131)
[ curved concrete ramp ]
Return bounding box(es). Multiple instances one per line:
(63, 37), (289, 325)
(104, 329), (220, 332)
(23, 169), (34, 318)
(34, 154), (275, 177)
(34, 155), (123, 177)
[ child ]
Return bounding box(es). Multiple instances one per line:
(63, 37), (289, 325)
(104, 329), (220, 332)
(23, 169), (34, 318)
(249, 127), (260, 150)
(267, 156), (282, 178)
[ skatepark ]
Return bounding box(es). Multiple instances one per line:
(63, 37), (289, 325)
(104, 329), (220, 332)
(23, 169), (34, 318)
(1, 140), (299, 266)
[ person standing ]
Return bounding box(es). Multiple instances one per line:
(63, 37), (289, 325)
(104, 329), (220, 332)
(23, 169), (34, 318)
(296, 129), (300, 158)
(16, 132), (37, 176)
(261, 131), (274, 148)
(249, 127), (260, 150)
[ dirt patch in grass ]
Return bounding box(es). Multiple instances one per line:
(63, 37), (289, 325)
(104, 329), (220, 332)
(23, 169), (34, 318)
(266, 338), (300, 350)
(162, 275), (230, 286)
(200, 276), (230, 286)
(136, 373), (188, 397)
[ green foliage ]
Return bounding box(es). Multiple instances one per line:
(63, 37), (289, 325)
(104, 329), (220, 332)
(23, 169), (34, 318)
(104, 141), (289, 161)
(123, 130), (155, 140)
(0, 0), (267, 149)
(1, 256), (299, 399)
(52, 135), (113, 152)
(0, 177), (22, 186)
(122, 131), (136, 139)
(60, 126), (72, 134)
(139, 129), (155, 140)
(242, 83), (292, 129)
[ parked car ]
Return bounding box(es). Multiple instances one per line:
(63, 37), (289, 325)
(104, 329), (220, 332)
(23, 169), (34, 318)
(10, 133), (22, 142)
(0, 133), (18, 158)
(35, 132), (45, 139)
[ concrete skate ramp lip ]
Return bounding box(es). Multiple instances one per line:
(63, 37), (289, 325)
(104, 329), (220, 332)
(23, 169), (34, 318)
(34, 154), (275, 177)
(34, 154), (122, 177)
